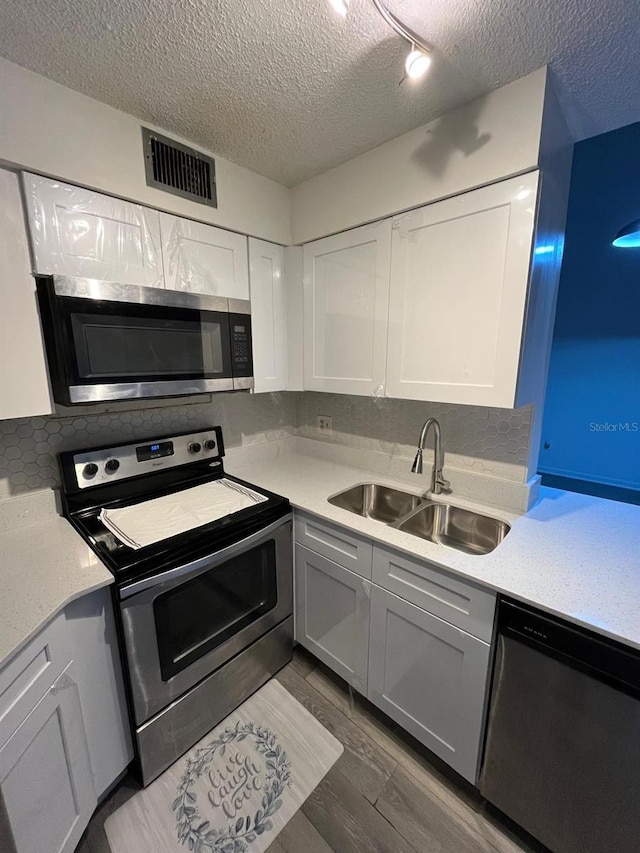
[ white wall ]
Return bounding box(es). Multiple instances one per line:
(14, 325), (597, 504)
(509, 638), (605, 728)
(291, 68), (549, 244)
(0, 58), (292, 245)
(0, 57), (553, 249)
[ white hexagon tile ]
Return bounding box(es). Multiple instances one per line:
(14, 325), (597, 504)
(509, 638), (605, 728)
(0, 391), (533, 499)
(297, 393), (533, 483)
(0, 393), (297, 500)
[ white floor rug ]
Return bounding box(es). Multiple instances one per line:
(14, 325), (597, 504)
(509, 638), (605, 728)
(105, 679), (343, 853)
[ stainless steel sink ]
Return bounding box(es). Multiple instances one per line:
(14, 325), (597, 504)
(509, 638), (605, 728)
(398, 502), (510, 556)
(328, 483), (510, 555)
(328, 483), (423, 524)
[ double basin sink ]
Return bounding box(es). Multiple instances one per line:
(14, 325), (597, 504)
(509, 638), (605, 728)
(328, 483), (510, 556)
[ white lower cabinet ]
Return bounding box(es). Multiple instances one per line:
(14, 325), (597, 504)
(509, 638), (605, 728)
(294, 512), (494, 785)
(0, 590), (133, 853)
(64, 588), (133, 799)
(0, 664), (96, 853)
(295, 544), (370, 693)
(367, 585), (490, 783)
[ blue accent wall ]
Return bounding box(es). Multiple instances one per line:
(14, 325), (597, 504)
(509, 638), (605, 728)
(540, 122), (640, 495)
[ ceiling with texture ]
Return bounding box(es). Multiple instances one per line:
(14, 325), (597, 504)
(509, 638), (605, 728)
(0, 0), (638, 186)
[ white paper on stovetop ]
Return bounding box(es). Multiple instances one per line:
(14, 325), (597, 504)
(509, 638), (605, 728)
(99, 478), (268, 550)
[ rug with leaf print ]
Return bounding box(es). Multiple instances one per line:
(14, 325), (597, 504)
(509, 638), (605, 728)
(105, 679), (343, 853)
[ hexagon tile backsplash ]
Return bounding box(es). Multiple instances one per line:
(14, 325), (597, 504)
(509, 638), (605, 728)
(0, 393), (296, 500)
(0, 391), (533, 500)
(297, 393), (533, 482)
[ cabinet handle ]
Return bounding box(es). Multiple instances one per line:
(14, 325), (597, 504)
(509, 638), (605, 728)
(50, 672), (73, 695)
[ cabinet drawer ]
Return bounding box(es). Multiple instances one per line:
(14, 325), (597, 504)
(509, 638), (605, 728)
(0, 613), (70, 746)
(372, 545), (495, 641)
(295, 513), (373, 578)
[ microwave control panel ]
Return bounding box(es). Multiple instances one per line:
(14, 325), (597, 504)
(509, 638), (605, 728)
(230, 314), (253, 377)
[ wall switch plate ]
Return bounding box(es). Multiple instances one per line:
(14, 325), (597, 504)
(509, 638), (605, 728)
(317, 415), (333, 436)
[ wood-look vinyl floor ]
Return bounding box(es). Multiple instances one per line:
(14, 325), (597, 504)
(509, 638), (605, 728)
(77, 648), (546, 853)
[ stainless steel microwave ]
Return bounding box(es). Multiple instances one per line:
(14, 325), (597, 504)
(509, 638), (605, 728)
(36, 276), (253, 405)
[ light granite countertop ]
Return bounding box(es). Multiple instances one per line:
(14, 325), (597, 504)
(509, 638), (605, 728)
(227, 451), (640, 650)
(0, 490), (113, 668)
(2, 448), (637, 670)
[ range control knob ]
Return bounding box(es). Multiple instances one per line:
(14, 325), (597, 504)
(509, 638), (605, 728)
(82, 462), (98, 479)
(204, 439), (216, 451)
(188, 442), (202, 454)
(104, 458), (120, 474)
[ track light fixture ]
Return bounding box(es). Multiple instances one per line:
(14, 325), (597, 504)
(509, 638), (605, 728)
(329, 0), (432, 81)
(405, 46), (432, 79)
(328, 0), (350, 16)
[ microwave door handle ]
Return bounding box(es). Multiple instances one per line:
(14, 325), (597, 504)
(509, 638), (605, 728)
(119, 513), (292, 600)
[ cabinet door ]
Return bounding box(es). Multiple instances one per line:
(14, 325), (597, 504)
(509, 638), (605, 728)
(0, 169), (53, 420)
(22, 173), (163, 287)
(295, 545), (370, 693)
(386, 172), (539, 407)
(303, 219), (392, 395)
(368, 586), (490, 783)
(0, 664), (96, 853)
(64, 589), (133, 800)
(249, 238), (287, 392)
(160, 213), (249, 298)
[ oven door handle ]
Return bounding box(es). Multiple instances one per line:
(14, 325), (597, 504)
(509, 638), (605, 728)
(118, 513), (292, 600)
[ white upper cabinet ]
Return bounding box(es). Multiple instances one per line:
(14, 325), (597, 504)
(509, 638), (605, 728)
(303, 220), (392, 396)
(0, 169), (53, 420)
(386, 172), (539, 407)
(22, 173), (164, 287)
(160, 213), (249, 299)
(248, 238), (287, 393)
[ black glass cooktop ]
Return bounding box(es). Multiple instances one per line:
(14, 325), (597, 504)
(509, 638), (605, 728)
(63, 468), (290, 587)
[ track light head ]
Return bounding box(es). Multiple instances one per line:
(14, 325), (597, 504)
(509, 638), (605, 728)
(328, 0), (350, 16)
(405, 47), (431, 79)
(328, 0), (433, 83)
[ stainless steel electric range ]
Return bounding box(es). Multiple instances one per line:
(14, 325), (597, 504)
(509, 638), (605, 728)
(59, 426), (293, 785)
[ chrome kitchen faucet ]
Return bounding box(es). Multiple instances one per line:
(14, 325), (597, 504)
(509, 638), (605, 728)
(411, 417), (451, 495)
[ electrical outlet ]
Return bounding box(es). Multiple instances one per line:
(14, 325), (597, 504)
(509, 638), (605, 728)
(317, 415), (333, 436)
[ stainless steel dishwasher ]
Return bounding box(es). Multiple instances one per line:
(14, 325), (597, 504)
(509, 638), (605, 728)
(480, 599), (640, 853)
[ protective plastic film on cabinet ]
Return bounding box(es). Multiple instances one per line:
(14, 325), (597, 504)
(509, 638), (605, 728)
(22, 172), (164, 288)
(159, 213), (249, 298)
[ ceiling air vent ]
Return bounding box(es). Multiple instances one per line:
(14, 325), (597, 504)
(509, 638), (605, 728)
(142, 128), (217, 208)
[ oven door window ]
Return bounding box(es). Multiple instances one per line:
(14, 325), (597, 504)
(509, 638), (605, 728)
(63, 298), (232, 384)
(153, 541), (278, 680)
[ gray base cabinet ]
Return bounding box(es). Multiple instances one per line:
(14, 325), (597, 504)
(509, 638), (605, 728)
(0, 664), (95, 853)
(0, 589), (133, 853)
(367, 585), (490, 783)
(295, 544), (370, 693)
(294, 511), (496, 784)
